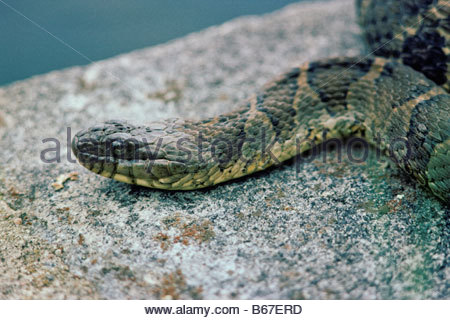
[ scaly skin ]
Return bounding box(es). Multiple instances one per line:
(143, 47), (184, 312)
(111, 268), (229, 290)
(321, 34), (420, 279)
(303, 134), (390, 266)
(72, 1), (450, 203)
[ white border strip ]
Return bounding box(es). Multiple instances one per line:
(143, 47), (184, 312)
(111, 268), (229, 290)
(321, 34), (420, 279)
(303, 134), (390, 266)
(1, 300), (448, 320)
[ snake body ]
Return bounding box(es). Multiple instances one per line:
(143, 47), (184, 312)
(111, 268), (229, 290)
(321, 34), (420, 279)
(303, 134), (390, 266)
(72, 0), (450, 203)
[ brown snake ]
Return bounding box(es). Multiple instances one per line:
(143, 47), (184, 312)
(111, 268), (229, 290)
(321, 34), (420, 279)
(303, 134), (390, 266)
(72, 0), (450, 203)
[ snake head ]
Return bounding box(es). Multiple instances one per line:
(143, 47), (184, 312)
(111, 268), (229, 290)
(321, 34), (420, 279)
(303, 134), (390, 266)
(72, 119), (204, 189)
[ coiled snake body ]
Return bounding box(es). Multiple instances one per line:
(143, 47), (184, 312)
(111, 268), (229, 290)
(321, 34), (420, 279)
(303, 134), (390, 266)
(72, 0), (450, 203)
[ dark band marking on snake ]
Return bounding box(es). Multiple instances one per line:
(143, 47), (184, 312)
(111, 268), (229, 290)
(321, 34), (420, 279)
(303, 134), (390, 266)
(72, 0), (450, 203)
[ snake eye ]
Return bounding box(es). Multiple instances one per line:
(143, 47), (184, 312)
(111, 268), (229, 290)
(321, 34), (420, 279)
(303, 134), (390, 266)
(110, 138), (140, 160)
(111, 140), (125, 158)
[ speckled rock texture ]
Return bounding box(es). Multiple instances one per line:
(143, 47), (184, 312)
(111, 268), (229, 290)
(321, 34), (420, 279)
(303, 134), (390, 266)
(0, 0), (448, 299)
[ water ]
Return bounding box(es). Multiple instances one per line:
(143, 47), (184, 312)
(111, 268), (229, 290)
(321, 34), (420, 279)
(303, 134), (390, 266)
(0, 0), (304, 86)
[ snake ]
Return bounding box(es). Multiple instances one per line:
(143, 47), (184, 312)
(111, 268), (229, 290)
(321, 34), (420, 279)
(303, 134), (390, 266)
(72, 0), (450, 203)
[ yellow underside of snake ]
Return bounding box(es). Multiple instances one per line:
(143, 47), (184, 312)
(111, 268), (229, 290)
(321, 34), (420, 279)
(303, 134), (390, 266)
(72, 0), (450, 204)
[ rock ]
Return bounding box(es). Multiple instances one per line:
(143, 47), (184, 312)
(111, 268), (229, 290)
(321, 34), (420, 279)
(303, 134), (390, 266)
(0, 0), (447, 299)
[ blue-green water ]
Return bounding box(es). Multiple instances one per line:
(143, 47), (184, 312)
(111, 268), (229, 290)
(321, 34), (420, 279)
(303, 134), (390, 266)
(0, 0), (303, 86)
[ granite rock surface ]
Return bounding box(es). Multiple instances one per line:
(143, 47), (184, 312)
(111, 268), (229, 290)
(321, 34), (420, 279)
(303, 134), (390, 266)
(0, 0), (448, 299)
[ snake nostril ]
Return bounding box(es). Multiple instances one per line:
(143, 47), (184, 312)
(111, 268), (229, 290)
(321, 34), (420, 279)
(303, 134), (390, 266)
(81, 141), (94, 149)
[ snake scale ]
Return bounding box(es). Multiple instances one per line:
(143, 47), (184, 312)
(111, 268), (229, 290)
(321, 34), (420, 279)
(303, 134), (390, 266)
(72, 0), (450, 203)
